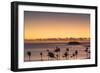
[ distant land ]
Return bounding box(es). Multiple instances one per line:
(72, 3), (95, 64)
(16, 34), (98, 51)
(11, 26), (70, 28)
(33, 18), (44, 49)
(24, 38), (90, 44)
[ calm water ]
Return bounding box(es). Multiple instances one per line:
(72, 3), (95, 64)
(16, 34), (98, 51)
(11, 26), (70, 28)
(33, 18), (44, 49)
(24, 42), (90, 62)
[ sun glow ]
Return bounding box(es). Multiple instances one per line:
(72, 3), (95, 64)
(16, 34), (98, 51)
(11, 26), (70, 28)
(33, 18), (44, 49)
(24, 11), (90, 40)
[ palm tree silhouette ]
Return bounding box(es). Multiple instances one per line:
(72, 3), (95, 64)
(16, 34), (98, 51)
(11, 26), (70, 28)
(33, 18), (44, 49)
(63, 48), (69, 60)
(75, 50), (78, 59)
(66, 48), (69, 51)
(88, 50), (90, 59)
(66, 48), (69, 59)
(40, 52), (43, 61)
(63, 51), (68, 60)
(71, 50), (78, 59)
(27, 51), (31, 61)
(54, 47), (60, 60)
(85, 47), (89, 59)
(46, 49), (55, 60)
(71, 53), (75, 59)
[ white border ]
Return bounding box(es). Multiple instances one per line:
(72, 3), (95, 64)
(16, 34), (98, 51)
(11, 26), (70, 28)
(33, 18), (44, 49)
(18, 5), (96, 68)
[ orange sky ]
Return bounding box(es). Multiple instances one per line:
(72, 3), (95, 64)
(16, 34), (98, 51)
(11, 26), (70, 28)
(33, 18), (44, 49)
(24, 11), (90, 40)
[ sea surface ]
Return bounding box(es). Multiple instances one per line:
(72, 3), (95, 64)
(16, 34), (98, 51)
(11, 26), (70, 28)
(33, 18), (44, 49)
(24, 41), (90, 62)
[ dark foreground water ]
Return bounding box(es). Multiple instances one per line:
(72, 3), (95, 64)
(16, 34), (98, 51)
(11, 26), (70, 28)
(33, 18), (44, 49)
(24, 42), (90, 62)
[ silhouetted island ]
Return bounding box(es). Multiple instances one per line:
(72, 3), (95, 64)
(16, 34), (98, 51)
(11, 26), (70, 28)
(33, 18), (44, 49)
(67, 41), (81, 45)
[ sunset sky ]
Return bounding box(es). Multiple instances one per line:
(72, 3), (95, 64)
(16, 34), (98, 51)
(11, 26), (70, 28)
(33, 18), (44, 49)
(24, 11), (90, 40)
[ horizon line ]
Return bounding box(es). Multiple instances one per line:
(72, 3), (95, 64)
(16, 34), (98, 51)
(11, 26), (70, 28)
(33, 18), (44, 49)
(25, 37), (90, 40)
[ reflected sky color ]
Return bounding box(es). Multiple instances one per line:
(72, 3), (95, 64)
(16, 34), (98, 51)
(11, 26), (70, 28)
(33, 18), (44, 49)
(24, 11), (90, 40)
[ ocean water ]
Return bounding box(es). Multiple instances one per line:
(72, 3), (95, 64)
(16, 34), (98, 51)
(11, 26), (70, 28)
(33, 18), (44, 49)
(24, 42), (90, 62)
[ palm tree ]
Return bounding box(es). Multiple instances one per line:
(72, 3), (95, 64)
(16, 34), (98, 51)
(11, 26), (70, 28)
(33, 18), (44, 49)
(71, 50), (78, 59)
(27, 51), (31, 61)
(40, 52), (43, 61)
(46, 49), (55, 60)
(54, 47), (60, 60)
(75, 50), (78, 59)
(88, 50), (90, 59)
(63, 51), (68, 60)
(63, 48), (69, 60)
(71, 53), (75, 59)
(66, 48), (69, 51)
(85, 47), (89, 59)
(66, 48), (69, 59)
